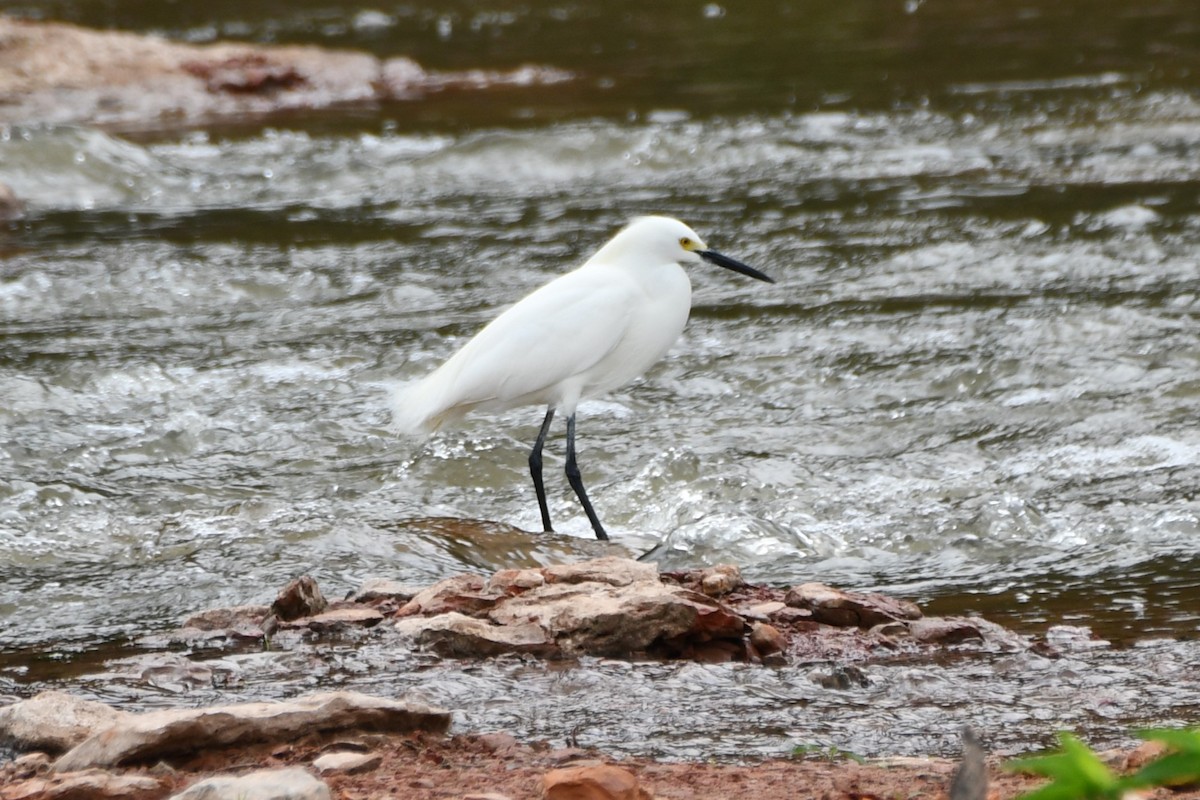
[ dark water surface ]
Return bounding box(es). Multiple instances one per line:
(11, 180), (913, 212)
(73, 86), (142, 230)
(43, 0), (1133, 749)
(1, 0), (1198, 760)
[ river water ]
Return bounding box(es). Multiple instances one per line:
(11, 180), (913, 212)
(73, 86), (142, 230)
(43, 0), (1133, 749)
(1, 0), (1199, 761)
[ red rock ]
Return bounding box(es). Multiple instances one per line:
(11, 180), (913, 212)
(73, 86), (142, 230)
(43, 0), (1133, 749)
(271, 576), (327, 621)
(542, 764), (650, 800)
(699, 565), (744, 597)
(750, 622), (786, 655)
(692, 640), (743, 663)
(784, 583), (921, 628)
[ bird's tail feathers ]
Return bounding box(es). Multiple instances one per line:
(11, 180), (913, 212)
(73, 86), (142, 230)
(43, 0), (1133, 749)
(390, 379), (443, 436)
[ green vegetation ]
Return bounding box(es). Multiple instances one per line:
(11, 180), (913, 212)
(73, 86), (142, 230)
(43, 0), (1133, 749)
(1007, 728), (1200, 800)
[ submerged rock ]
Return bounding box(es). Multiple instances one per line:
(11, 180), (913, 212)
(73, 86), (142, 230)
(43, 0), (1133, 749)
(0, 18), (572, 130)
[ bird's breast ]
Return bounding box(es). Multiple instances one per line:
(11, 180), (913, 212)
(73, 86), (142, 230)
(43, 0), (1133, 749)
(577, 264), (692, 397)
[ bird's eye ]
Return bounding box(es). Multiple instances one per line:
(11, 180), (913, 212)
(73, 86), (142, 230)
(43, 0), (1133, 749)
(679, 237), (692, 249)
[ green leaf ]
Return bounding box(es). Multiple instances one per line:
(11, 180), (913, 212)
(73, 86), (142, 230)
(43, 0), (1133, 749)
(1058, 734), (1118, 788)
(1007, 734), (1123, 800)
(1137, 727), (1200, 754)
(1012, 782), (1098, 800)
(1125, 752), (1200, 789)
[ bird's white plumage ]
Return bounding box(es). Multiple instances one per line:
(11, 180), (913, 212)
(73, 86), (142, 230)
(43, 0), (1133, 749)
(392, 215), (701, 434)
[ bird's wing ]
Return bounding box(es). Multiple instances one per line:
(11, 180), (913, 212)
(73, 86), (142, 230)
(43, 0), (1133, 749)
(430, 268), (638, 413)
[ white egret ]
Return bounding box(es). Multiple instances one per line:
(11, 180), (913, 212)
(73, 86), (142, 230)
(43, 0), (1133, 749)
(392, 215), (774, 540)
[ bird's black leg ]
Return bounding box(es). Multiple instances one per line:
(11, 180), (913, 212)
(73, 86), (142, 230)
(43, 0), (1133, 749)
(529, 406), (556, 533)
(564, 413), (609, 541)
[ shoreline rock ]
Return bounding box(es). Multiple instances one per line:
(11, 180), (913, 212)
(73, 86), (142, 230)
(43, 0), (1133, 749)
(0, 17), (572, 131)
(48, 691), (450, 772)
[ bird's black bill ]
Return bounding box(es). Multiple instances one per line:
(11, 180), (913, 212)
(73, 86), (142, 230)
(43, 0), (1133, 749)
(700, 249), (775, 283)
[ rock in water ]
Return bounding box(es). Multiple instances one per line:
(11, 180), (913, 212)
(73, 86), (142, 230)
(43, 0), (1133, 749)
(784, 582), (922, 628)
(270, 576), (327, 621)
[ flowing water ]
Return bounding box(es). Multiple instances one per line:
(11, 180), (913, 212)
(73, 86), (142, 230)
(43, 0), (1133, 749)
(1, 0), (1199, 761)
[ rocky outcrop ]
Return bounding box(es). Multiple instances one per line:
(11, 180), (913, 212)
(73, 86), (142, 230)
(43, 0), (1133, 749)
(165, 557), (1031, 666)
(52, 691), (450, 772)
(0, 18), (572, 130)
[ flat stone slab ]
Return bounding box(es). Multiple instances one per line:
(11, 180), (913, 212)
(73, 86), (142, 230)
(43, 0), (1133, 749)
(53, 691), (451, 772)
(168, 767), (330, 800)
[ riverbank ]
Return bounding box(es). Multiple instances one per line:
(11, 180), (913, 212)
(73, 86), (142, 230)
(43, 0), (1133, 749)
(3, 558), (1197, 799)
(0, 16), (569, 131)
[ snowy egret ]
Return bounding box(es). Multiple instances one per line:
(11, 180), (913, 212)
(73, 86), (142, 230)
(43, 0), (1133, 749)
(392, 215), (774, 540)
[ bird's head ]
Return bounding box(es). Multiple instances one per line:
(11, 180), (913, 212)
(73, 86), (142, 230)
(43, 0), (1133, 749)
(604, 215), (775, 283)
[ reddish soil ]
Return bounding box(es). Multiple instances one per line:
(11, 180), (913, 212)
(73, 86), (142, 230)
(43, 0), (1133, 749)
(149, 730), (1200, 800)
